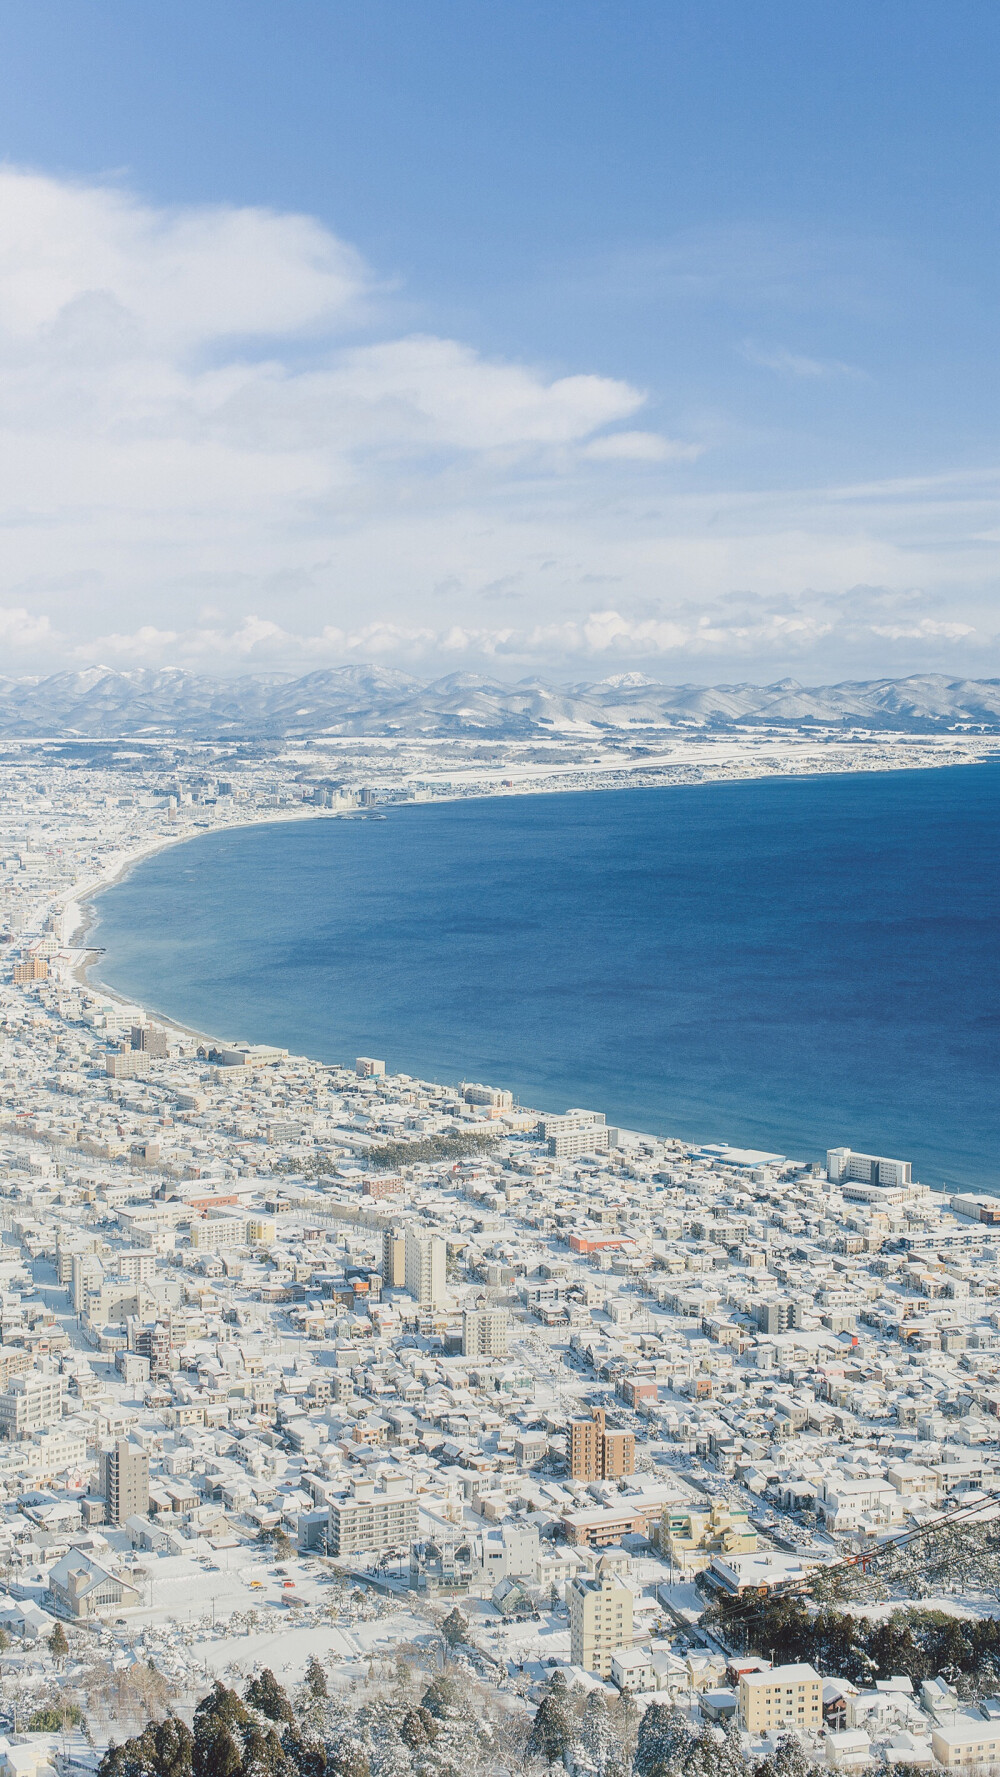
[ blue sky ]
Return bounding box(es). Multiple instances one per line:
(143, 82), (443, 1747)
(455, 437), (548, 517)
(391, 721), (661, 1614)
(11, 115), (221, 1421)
(0, 0), (997, 680)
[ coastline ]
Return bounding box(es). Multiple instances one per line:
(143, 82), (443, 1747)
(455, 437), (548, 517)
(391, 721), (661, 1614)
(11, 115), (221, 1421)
(70, 755), (1000, 1193)
(73, 743), (1000, 1068)
(67, 806), (342, 1049)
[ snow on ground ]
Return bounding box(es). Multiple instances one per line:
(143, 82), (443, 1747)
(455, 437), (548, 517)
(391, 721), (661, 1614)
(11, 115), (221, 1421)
(655, 1581), (705, 1619)
(122, 1551), (331, 1627)
(850, 1592), (1000, 1621)
(193, 1610), (431, 1685)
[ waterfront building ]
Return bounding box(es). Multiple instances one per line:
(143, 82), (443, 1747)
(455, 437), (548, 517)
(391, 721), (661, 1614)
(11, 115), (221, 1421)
(826, 1146), (912, 1188)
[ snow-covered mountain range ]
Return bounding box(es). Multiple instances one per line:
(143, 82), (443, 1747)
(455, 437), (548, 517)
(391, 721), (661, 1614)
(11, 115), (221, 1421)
(0, 666), (998, 738)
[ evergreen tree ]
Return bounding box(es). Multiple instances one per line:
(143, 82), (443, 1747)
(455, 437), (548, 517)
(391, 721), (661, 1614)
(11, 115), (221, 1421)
(527, 1695), (572, 1772)
(193, 1682), (254, 1777)
(578, 1691), (618, 1777)
(400, 1709), (438, 1751)
(99, 1731), (159, 1777)
(246, 1672), (296, 1727)
(634, 1704), (692, 1777)
(99, 1720), (194, 1777)
(283, 1733), (326, 1777)
(441, 1608), (468, 1650)
(609, 1691), (639, 1775)
(48, 1621), (69, 1662)
(305, 1659), (328, 1702)
(420, 1675), (463, 1722)
(241, 1724), (292, 1777)
(326, 1745), (370, 1777)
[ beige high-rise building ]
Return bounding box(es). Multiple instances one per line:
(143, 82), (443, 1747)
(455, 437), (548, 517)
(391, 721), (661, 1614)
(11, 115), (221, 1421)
(569, 1407), (635, 1481)
(462, 1308), (508, 1358)
(382, 1227), (406, 1288)
(404, 1228), (446, 1308)
(568, 1559), (634, 1677)
(98, 1439), (150, 1524)
(738, 1665), (822, 1733)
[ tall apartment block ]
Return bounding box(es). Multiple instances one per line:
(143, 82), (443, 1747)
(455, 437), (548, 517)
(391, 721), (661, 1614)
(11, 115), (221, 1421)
(569, 1406), (635, 1482)
(99, 1439), (150, 1524)
(568, 1560), (634, 1676)
(12, 958), (48, 984)
(404, 1228), (446, 1308)
(537, 1110), (617, 1160)
(382, 1227), (407, 1288)
(462, 1308), (508, 1358)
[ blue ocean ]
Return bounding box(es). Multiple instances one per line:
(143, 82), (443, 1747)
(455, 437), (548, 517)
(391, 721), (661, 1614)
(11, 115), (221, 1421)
(93, 763), (1000, 1191)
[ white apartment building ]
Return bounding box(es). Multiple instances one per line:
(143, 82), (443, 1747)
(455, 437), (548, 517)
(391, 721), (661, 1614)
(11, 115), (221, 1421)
(189, 1215), (249, 1250)
(537, 1109), (619, 1159)
(548, 1126), (613, 1160)
(22, 1428), (88, 1480)
(568, 1558), (634, 1677)
(0, 1374), (64, 1439)
(462, 1307), (509, 1357)
(327, 1480), (418, 1556)
(815, 1471), (901, 1531)
(405, 1228), (446, 1308)
(462, 1083), (513, 1109)
(538, 1109), (605, 1138)
(827, 1147), (912, 1189)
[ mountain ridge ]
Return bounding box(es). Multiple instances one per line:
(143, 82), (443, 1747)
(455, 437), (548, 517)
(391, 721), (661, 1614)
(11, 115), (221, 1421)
(0, 666), (997, 738)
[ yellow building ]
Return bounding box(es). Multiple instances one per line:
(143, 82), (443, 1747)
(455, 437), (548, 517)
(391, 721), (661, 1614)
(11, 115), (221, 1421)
(659, 1500), (757, 1576)
(931, 1724), (1000, 1768)
(567, 1556), (634, 1677)
(738, 1664), (822, 1734)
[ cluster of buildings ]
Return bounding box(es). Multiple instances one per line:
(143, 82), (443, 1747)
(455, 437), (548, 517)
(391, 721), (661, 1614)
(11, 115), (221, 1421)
(0, 756), (998, 1766)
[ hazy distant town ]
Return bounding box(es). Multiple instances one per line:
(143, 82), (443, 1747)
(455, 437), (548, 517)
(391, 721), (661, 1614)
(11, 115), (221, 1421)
(0, 736), (999, 1777)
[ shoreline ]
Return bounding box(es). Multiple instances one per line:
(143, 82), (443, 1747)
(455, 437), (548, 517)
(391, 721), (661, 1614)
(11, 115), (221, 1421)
(66, 751), (1000, 1194)
(73, 744), (1000, 1069)
(69, 806), (344, 1050)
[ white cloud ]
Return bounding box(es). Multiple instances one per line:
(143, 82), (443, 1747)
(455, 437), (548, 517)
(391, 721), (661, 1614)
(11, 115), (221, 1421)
(582, 430), (702, 461)
(0, 166), (993, 680)
(322, 337), (644, 450)
(0, 166), (370, 346)
(0, 604), (55, 649)
(77, 587), (989, 671)
(743, 342), (864, 379)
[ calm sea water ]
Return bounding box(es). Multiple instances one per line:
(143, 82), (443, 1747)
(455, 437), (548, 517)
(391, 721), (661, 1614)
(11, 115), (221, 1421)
(93, 764), (1000, 1191)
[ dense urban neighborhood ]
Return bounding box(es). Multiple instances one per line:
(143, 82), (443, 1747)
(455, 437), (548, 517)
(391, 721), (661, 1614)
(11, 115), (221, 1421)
(0, 745), (999, 1777)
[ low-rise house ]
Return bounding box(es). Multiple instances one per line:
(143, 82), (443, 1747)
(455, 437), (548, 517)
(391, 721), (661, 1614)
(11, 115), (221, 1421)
(47, 1546), (142, 1619)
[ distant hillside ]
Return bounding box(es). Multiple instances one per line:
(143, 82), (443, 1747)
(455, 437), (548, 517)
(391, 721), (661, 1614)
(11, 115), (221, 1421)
(0, 665), (997, 738)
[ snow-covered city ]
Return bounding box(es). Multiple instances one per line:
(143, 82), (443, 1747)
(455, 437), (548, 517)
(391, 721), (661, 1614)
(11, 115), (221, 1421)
(0, 745), (997, 1777)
